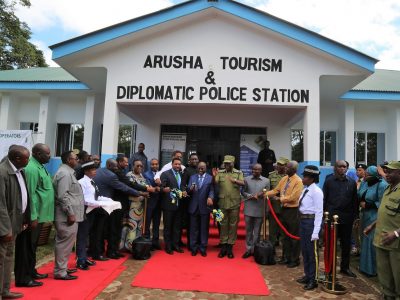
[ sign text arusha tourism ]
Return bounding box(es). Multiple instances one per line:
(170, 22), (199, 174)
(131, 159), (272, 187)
(116, 55), (310, 103)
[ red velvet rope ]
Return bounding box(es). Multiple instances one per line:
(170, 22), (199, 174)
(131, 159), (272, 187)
(266, 197), (300, 241)
(323, 222), (335, 273)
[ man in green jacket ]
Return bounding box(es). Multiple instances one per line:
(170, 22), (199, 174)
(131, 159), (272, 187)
(23, 143), (54, 281)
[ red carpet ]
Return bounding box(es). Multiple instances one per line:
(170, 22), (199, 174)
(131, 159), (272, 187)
(11, 256), (128, 300)
(132, 209), (270, 296)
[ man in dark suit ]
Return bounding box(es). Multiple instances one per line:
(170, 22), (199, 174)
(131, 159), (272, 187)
(323, 160), (358, 278)
(143, 158), (162, 250)
(187, 162), (214, 257)
(160, 158), (187, 254)
(0, 145), (30, 298)
(93, 158), (143, 259)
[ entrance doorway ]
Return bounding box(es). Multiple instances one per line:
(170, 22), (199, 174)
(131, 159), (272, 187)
(160, 125), (266, 168)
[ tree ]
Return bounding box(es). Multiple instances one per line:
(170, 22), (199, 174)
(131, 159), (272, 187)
(0, 0), (47, 70)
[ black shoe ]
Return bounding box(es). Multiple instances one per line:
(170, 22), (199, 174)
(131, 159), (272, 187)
(191, 250), (198, 256)
(242, 251), (252, 259)
(76, 262), (90, 271)
(218, 244), (227, 258)
(277, 258), (289, 265)
(92, 255), (110, 261)
(303, 280), (318, 290)
(66, 268), (77, 274)
(173, 247), (184, 253)
(165, 248), (174, 255)
(33, 272), (48, 279)
(296, 276), (308, 284)
(85, 259), (96, 266)
(340, 269), (357, 278)
(200, 250), (207, 257)
(54, 274), (78, 280)
(15, 280), (43, 287)
(227, 245), (234, 259)
(106, 253), (120, 259)
(287, 261), (300, 268)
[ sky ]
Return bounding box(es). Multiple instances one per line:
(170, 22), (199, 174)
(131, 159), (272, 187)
(15, 0), (400, 70)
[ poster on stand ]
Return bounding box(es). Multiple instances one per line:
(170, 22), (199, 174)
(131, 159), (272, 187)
(240, 135), (266, 176)
(0, 130), (33, 160)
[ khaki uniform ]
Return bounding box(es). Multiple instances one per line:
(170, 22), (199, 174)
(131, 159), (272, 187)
(373, 184), (400, 299)
(215, 168), (244, 245)
(268, 171), (286, 245)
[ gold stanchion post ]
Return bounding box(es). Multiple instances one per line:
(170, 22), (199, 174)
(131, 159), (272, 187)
(322, 215), (347, 294)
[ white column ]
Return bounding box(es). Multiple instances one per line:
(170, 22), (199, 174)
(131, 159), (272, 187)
(82, 95), (95, 153)
(0, 93), (11, 129)
(303, 102), (320, 164)
(36, 94), (50, 144)
(101, 96), (119, 160)
(387, 107), (400, 160)
(343, 103), (355, 167)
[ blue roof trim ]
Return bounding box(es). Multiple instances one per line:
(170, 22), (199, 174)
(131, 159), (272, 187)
(341, 91), (400, 101)
(0, 82), (89, 90)
(50, 0), (377, 72)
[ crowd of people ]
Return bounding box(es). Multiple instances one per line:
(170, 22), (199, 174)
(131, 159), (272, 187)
(0, 141), (399, 299)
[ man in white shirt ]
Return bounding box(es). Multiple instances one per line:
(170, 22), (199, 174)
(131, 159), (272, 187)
(296, 165), (323, 291)
(154, 150), (186, 183)
(76, 161), (103, 270)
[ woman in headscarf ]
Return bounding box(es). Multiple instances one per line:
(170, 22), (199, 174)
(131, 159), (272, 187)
(358, 166), (387, 277)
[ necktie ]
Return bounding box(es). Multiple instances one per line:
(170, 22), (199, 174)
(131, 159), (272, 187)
(175, 171), (181, 187)
(91, 179), (100, 200)
(283, 179), (290, 196)
(198, 175), (204, 188)
(298, 189), (309, 207)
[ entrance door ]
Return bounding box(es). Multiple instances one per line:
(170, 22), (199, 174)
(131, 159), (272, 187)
(161, 125), (266, 169)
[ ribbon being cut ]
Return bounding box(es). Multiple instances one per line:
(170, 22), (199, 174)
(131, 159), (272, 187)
(212, 209), (224, 223)
(170, 188), (183, 205)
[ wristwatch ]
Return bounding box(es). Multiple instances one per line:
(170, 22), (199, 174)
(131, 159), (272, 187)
(394, 230), (400, 238)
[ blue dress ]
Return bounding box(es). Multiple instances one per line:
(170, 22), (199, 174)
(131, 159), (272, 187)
(358, 179), (387, 276)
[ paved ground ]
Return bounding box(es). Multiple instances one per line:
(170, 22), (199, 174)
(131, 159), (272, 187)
(95, 245), (382, 300)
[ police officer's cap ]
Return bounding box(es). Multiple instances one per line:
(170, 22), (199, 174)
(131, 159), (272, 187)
(81, 161), (97, 170)
(382, 161), (400, 170)
(302, 165), (320, 181)
(356, 163), (367, 170)
(277, 157), (289, 165)
(223, 155), (235, 163)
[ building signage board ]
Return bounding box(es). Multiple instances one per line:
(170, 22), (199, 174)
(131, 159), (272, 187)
(161, 133), (187, 152)
(115, 54), (311, 106)
(0, 130), (33, 160)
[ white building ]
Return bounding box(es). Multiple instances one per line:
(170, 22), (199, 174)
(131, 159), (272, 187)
(0, 0), (399, 182)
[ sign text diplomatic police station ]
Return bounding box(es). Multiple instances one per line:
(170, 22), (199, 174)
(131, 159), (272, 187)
(116, 55), (309, 103)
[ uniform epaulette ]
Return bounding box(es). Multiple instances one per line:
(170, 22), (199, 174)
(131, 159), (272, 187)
(232, 168), (242, 173)
(268, 171), (276, 176)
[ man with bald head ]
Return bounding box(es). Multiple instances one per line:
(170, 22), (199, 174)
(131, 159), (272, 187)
(187, 162), (214, 256)
(323, 160), (358, 277)
(266, 161), (303, 267)
(0, 145), (30, 298)
(15, 143), (54, 287)
(241, 164), (270, 258)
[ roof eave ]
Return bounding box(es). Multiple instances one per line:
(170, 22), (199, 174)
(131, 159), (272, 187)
(50, 0), (378, 72)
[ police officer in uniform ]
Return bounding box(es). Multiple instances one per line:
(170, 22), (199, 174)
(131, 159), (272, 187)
(296, 165), (323, 291)
(364, 161), (400, 300)
(268, 157), (289, 249)
(212, 155), (244, 259)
